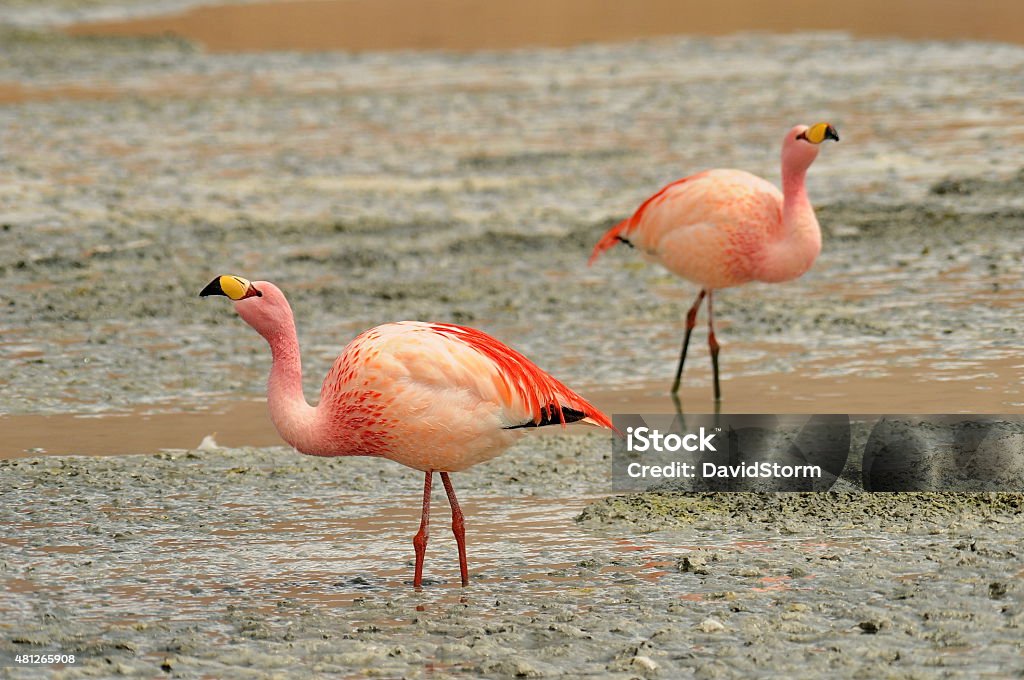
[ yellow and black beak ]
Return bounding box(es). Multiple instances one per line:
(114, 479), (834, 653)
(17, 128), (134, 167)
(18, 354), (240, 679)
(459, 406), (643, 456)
(797, 122), (840, 144)
(199, 275), (262, 301)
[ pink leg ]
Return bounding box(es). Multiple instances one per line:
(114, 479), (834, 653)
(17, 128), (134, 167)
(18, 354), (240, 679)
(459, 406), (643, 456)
(671, 289), (707, 394)
(440, 472), (469, 587)
(413, 471), (432, 588)
(707, 291), (721, 402)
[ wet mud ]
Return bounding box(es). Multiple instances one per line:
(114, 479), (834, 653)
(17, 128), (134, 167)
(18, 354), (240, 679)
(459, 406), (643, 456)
(3, 439), (1024, 678)
(2, 27), (1024, 418)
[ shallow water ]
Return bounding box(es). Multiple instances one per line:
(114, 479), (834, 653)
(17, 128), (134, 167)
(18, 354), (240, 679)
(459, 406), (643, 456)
(0, 489), (945, 620)
(6, 348), (1024, 457)
(2, 495), (606, 617)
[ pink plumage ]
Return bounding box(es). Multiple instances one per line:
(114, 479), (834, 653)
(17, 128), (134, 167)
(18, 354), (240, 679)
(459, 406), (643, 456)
(313, 319), (611, 472)
(200, 276), (612, 587)
(590, 123), (839, 399)
(588, 172), (705, 267)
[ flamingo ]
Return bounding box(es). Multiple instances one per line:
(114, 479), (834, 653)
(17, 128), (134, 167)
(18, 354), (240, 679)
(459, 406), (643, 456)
(199, 275), (613, 588)
(589, 122), (839, 401)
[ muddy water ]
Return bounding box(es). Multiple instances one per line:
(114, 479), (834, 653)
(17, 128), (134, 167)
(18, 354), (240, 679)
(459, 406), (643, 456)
(65, 0), (1024, 52)
(2, 495), (610, 614)
(0, 400), (279, 457)
(0, 82), (120, 105)
(0, 489), (925, 619)
(0, 443), (667, 623)
(5, 348), (1024, 457)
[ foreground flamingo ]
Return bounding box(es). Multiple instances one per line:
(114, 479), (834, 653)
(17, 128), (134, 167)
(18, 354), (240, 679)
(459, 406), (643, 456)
(200, 275), (612, 587)
(590, 122), (839, 401)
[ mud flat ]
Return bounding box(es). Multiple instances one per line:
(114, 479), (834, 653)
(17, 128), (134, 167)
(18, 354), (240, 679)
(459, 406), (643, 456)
(2, 439), (1023, 678)
(2, 23), (1024, 420)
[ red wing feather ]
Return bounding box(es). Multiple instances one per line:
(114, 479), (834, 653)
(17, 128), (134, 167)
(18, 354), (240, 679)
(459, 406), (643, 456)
(429, 323), (613, 430)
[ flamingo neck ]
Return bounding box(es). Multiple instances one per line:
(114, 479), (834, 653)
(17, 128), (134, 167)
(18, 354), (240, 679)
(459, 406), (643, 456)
(265, 321), (320, 455)
(757, 165), (822, 283)
(782, 166), (809, 215)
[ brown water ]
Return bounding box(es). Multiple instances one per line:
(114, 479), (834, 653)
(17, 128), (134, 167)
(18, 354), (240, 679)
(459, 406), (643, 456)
(0, 400), (280, 458)
(0, 82), (119, 105)
(4, 349), (1023, 457)
(65, 0), (1024, 53)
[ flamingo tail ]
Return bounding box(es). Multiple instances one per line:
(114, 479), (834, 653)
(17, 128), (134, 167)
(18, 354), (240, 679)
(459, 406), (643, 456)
(587, 217), (632, 266)
(589, 175), (706, 267)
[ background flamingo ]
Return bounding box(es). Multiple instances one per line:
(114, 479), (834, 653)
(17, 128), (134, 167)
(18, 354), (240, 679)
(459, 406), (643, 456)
(589, 122), (839, 401)
(200, 274), (612, 588)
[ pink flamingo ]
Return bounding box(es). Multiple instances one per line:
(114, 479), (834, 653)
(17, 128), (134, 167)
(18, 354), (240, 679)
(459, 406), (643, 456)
(589, 122), (839, 401)
(200, 275), (613, 588)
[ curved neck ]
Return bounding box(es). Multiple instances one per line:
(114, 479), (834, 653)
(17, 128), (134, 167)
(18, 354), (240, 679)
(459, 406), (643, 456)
(757, 163), (821, 283)
(265, 321), (320, 454)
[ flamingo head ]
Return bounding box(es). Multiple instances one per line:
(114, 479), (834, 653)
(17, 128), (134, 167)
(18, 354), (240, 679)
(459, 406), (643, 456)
(783, 122), (839, 172)
(200, 275), (293, 340)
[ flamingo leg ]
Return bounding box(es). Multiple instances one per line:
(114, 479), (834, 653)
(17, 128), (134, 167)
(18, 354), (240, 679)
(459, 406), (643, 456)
(440, 472), (469, 587)
(707, 290), (721, 402)
(413, 471), (432, 588)
(671, 288), (707, 395)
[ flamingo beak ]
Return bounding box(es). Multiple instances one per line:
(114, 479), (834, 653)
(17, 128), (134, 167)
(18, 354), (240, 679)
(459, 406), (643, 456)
(797, 122), (840, 144)
(199, 275), (262, 300)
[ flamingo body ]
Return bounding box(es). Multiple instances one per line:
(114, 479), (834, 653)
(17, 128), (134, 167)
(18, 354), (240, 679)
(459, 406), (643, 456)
(311, 320), (610, 472)
(589, 123), (838, 398)
(200, 276), (611, 586)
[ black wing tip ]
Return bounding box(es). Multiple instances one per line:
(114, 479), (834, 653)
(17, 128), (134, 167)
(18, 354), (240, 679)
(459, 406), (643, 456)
(504, 406), (588, 430)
